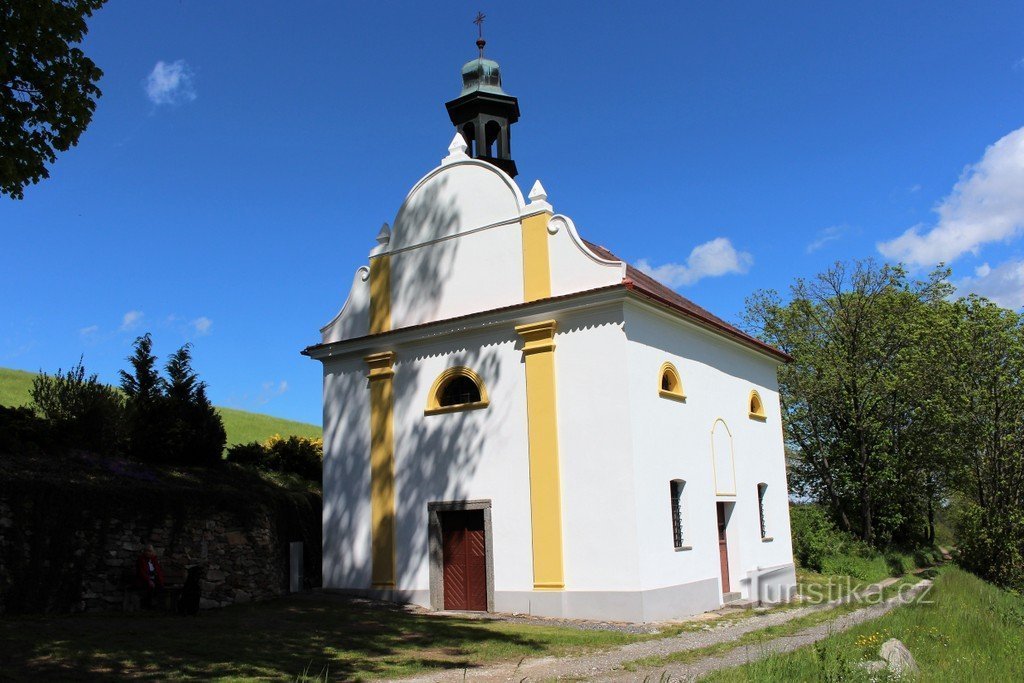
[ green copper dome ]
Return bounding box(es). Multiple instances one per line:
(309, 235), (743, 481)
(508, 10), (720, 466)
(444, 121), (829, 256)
(460, 57), (507, 96)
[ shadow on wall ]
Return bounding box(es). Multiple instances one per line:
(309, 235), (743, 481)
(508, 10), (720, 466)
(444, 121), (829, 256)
(321, 176), (512, 591)
(395, 338), (507, 587)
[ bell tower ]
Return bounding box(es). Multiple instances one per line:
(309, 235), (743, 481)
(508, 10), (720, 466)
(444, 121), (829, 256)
(445, 16), (520, 178)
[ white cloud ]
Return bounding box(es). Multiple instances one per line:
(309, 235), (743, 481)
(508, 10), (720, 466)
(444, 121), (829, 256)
(956, 259), (1024, 309)
(79, 324), (99, 337)
(144, 60), (197, 105)
(636, 237), (753, 288)
(256, 380), (289, 405)
(190, 316), (212, 336)
(806, 225), (846, 254)
(119, 310), (144, 332)
(878, 126), (1024, 267)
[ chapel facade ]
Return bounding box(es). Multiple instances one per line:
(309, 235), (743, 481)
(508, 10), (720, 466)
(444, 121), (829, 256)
(304, 45), (797, 622)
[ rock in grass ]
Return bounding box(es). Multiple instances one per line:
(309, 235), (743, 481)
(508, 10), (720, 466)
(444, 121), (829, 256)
(879, 638), (919, 675)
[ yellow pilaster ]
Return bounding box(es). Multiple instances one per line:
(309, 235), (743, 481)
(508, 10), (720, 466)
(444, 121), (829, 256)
(368, 254), (391, 334)
(515, 319), (564, 589)
(521, 212), (552, 301)
(365, 351), (396, 588)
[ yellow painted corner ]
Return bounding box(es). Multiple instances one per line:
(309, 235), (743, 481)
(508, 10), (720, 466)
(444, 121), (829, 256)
(368, 254), (391, 335)
(521, 213), (552, 302)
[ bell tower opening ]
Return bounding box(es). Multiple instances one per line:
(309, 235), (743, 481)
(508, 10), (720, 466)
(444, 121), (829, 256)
(445, 20), (520, 178)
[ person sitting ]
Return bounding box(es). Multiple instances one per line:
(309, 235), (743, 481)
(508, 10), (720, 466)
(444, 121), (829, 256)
(135, 544), (165, 609)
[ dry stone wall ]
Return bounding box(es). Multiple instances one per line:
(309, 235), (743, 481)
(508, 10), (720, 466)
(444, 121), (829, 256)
(0, 474), (321, 614)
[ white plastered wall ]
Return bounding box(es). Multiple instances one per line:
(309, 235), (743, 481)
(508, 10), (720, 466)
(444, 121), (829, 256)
(623, 301), (795, 600)
(553, 305), (642, 591)
(321, 357), (373, 590)
(389, 326), (535, 597)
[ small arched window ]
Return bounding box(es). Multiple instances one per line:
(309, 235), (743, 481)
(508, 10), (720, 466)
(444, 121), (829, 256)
(659, 362), (686, 402)
(749, 390), (766, 420)
(425, 367), (489, 415)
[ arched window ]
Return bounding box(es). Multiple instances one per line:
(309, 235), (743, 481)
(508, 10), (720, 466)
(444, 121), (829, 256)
(425, 367), (489, 415)
(659, 362), (686, 402)
(485, 120), (501, 157)
(757, 482), (771, 540)
(461, 123), (476, 157)
(669, 479), (690, 550)
(748, 390), (766, 420)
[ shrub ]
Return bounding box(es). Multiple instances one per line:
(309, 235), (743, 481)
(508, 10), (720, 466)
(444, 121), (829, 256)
(226, 441), (265, 468)
(266, 435), (322, 481)
(0, 406), (52, 455)
(790, 504), (845, 572)
(31, 358), (124, 453)
(954, 500), (1024, 592)
(227, 435), (322, 481)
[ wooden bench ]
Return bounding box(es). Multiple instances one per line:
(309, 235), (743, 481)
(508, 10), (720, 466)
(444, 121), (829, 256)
(121, 565), (185, 613)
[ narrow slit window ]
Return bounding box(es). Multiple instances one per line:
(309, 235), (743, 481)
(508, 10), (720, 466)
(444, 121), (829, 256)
(757, 483), (768, 539)
(670, 479), (685, 549)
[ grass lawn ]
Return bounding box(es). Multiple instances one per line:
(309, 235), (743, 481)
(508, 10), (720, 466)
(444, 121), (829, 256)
(0, 594), (666, 681)
(704, 566), (1024, 682)
(0, 366), (321, 447)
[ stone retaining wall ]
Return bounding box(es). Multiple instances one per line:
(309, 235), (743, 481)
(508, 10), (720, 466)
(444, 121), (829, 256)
(0, 485), (321, 614)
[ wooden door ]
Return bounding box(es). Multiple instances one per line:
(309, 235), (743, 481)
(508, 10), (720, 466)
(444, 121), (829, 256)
(717, 502), (731, 593)
(441, 510), (487, 611)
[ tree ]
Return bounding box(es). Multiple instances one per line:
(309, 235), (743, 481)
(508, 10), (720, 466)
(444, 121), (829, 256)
(120, 333), (168, 461)
(1, 0), (107, 199)
(745, 260), (952, 545)
(164, 344), (226, 466)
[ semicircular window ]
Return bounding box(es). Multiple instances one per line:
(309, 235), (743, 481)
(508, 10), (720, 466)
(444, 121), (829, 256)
(440, 375), (481, 407)
(426, 367), (490, 415)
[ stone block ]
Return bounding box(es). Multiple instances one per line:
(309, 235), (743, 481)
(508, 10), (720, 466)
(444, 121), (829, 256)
(226, 531), (246, 546)
(880, 638), (919, 676)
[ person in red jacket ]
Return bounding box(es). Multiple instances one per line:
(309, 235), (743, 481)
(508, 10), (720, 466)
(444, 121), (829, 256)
(135, 544), (165, 609)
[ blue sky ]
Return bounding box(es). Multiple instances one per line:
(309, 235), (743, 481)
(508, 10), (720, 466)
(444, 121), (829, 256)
(2, 2), (1023, 425)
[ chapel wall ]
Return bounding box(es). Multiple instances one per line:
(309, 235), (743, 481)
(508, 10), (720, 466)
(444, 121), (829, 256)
(552, 305), (644, 591)
(622, 302), (795, 597)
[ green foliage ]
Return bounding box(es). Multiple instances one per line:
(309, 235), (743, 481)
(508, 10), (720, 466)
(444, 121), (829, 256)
(1, 0), (107, 199)
(0, 405), (51, 455)
(1, 366), (321, 449)
(954, 500), (1024, 592)
(747, 260), (1024, 591)
(30, 357), (124, 453)
(119, 335), (226, 466)
(227, 435), (323, 481)
(790, 504), (845, 572)
(162, 344), (226, 466)
(705, 567), (1024, 682)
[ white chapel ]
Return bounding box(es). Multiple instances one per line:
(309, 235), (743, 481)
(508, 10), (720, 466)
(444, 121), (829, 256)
(304, 41), (796, 622)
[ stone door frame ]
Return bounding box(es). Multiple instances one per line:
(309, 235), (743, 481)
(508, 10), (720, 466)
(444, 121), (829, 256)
(427, 499), (494, 612)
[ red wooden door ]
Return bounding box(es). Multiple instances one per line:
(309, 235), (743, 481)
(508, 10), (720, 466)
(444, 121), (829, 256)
(717, 503), (731, 593)
(441, 510), (487, 611)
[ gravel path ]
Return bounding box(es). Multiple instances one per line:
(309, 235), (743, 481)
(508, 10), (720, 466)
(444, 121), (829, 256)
(399, 576), (927, 682)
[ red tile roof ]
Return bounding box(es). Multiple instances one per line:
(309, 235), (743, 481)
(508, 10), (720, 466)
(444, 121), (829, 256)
(582, 240), (791, 362)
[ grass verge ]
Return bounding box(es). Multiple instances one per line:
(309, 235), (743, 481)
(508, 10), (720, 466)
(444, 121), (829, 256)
(1, 594), (685, 681)
(703, 566), (1024, 682)
(621, 574), (924, 672)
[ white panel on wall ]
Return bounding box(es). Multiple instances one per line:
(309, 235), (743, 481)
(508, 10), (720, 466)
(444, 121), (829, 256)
(711, 419), (737, 496)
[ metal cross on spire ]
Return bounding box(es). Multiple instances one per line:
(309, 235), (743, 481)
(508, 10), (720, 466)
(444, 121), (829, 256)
(473, 11), (486, 57)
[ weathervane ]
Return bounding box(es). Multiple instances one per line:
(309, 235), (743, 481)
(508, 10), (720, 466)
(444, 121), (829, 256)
(473, 11), (486, 57)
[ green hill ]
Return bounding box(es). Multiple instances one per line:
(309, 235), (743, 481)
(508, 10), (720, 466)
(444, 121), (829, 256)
(0, 366), (321, 447)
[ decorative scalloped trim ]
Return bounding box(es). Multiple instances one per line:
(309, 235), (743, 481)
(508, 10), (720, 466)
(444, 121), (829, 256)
(319, 266), (371, 336)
